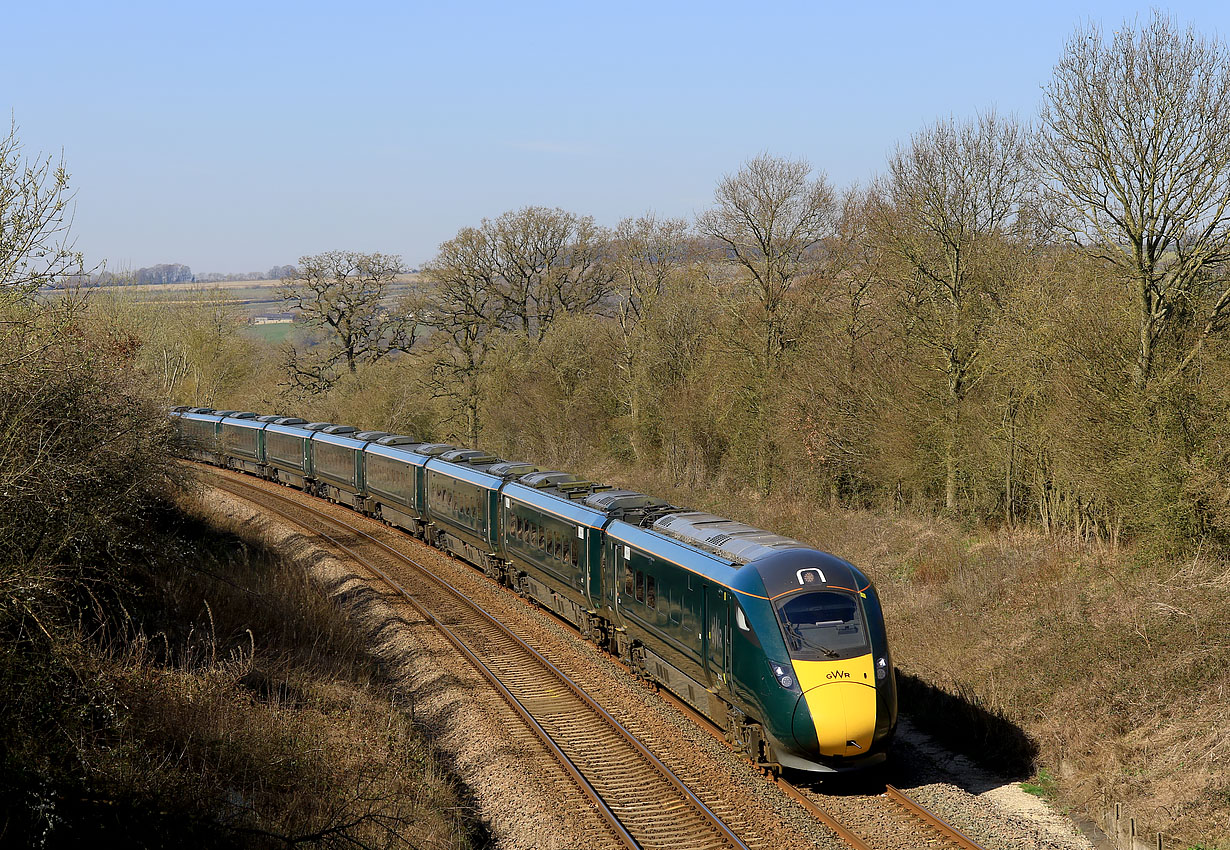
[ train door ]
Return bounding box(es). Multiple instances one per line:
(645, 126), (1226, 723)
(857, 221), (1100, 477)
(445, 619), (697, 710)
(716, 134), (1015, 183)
(486, 488), (499, 550)
(608, 539), (624, 620)
(580, 525), (601, 608)
(705, 588), (732, 690)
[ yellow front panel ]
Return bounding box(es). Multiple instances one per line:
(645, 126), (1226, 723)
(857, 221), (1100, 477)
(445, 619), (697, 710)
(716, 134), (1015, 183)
(793, 654), (877, 756)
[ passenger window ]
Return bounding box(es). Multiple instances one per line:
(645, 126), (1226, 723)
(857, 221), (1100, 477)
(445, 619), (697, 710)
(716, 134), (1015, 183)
(646, 575), (656, 608)
(635, 570), (645, 603)
(624, 564), (634, 595)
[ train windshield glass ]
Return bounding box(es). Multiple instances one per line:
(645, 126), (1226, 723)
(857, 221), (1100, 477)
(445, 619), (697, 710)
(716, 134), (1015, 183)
(774, 591), (869, 661)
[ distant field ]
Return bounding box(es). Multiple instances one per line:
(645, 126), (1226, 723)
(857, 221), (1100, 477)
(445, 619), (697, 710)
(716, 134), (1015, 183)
(241, 323), (298, 344)
(118, 278), (285, 293)
(43, 274), (422, 343)
(107, 273), (420, 295)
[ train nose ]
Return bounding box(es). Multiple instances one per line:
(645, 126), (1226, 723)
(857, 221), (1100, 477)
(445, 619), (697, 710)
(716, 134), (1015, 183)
(790, 660), (877, 758)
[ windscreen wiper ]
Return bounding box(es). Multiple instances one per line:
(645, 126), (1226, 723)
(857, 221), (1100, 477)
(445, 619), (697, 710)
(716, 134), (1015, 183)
(785, 624), (839, 659)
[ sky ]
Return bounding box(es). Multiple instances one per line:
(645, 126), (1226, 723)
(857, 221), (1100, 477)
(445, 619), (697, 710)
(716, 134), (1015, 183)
(4, 1), (1229, 274)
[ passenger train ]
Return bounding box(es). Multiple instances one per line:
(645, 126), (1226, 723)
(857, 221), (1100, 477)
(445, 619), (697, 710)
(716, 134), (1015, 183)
(170, 406), (898, 774)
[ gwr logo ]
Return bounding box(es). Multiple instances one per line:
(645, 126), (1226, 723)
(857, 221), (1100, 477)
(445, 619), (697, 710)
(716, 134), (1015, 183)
(826, 670), (851, 680)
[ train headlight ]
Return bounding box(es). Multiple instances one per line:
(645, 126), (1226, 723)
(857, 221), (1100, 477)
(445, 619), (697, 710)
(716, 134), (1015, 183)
(876, 656), (888, 681)
(769, 660), (799, 691)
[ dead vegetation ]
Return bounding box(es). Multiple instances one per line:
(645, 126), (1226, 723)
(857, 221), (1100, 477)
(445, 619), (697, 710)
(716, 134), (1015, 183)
(2, 487), (485, 849)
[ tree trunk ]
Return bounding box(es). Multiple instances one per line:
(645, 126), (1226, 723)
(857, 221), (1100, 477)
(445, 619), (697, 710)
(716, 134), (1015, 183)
(1136, 282), (1155, 388)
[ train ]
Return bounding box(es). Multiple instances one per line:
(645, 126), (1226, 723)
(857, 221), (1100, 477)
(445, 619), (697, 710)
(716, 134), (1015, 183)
(170, 406), (898, 774)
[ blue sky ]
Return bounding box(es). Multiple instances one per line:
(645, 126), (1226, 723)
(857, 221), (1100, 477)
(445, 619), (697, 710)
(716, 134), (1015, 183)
(4, 1), (1228, 273)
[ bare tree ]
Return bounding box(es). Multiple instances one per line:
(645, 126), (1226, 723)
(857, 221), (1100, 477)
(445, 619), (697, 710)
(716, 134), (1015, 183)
(0, 118), (86, 304)
(419, 227), (507, 444)
(875, 111), (1036, 510)
(277, 251), (413, 394)
(419, 208), (616, 442)
(610, 213), (692, 461)
(1039, 12), (1230, 389)
(696, 154), (838, 493)
(488, 206), (615, 341)
(696, 153), (837, 362)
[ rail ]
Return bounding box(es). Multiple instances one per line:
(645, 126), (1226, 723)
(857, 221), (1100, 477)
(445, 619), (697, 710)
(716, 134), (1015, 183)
(203, 467), (751, 850)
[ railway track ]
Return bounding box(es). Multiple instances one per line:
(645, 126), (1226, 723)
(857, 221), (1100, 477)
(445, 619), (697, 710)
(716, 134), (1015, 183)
(652, 681), (988, 850)
(199, 464), (992, 850)
(203, 467), (751, 850)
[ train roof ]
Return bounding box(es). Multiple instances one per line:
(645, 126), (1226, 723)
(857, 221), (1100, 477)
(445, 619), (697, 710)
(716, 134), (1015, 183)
(223, 415), (267, 430)
(424, 456), (503, 490)
(365, 442), (432, 466)
(503, 480), (608, 529)
(605, 518), (744, 588)
(652, 511), (812, 565)
(487, 461), (541, 479)
(375, 435), (421, 446)
(311, 430), (370, 449)
(415, 443), (460, 457)
(582, 489), (677, 523)
(439, 448), (498, 464)
(264, 421), (314, 438)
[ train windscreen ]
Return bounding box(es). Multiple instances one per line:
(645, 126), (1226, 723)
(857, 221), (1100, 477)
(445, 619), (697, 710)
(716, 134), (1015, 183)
(774, 590), (870, 661)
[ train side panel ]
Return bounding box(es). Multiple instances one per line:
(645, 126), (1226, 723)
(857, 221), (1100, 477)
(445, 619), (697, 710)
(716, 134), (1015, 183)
(604, 521), (736, 722)
(265, 424), (312, 488)
(311, 433), (366, 506)
(423, 460), (501, 565)
(500, 483), (605, 635)
(364, 445), (428, 534)
(220, 418), (266, 474)
(179, 412), (223, 462)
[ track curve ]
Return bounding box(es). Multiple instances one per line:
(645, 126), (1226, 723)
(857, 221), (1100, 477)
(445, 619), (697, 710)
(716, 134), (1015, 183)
(201, 466), (752, 850)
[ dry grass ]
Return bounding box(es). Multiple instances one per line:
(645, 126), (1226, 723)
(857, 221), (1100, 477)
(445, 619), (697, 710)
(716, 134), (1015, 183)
(2, 496), (485, 849)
